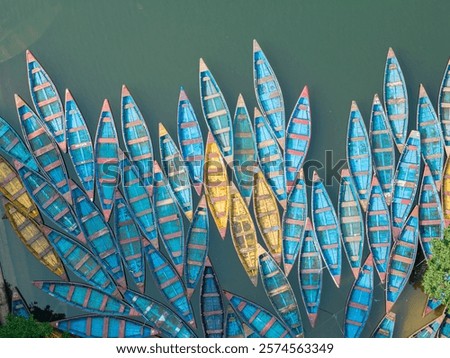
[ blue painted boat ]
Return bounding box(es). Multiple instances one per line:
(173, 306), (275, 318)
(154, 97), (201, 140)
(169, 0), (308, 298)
(311, 170), (342, 287)
(344, 255), (374, 338)
(185, 195), (209, 298)
(254, 108), (287, 207)
(94, 99), (119, 222)
(391, 130), (421, 240)
(153, 160), (185, 276)
(253, 39), (285, 149)
(26, 50), (66, 152)
(121, 85), (154, 190)
(439, 312), (450, 338)
(366, 175), (392, 283)
(224, 291), (292, 338)
(282, 169), (307, 276)
(114, 190), (145, 293)
(347, 101), (372, 211)
(123, 289), (196, 338)
(410, 314), (445, 338)
(159, 123), (193, 220)
(338, 169), (364, 278)
(11, 287), (30, 318)
(371, 312), (396, 338)
(177, 87), (204, 196)
(438, 58), (450, 155)
(199, 58), (233, 165)
(417, 84), (445, 191)
(65, 89), (95, 200)
(16, 95), (71, 204)
(383, 47), (408, 152)
(298, 218), (322, 328)
(43, 226), (120, 298)
(285, 86), (311, 192)
(386, 206), (419, 312)
(369, 94), (395, 205)
(232, 94), (257, 204)
(225, 306), (245, 338)
(258, 245), (304, 337)
(423, 297), (442, 317)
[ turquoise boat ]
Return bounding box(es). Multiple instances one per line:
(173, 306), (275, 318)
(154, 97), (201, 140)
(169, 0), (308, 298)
(123, 289), (196, 338)
(298, 218), (322, 328)
(369, 94), (395, 205)
(232, 94), (257, 204)
(159, 123), (193, 220)
(94, 99), (119, 222)
(372, 312), (396, 338)
(338, 169), (364, 278)
(391, 130), (421, 239)
(11, 287), (31, 318)
(114, 191), (145, 293)
(282, 169), (307, 276)
(383, 47), (408, 152)
(285, 86), (311, 192)
(177, 87), (204, 196)
(185, 195), (209, 298)
(410, 314), (445, 338)
(65, 89), (95, 201)
(344, 255), (374, 338)
(16, 95), (71, 204)
(439, 312), (450, 338)
(121, 85), (154, 190)
(438, 58), (450, 155)
(347, 101), (372, 211)
(311, 170), (342, 287)
(386, 206), (419, 312)
(423, 297), (442, 317)
(199, 58), (233, 165)
(366, 175), (392, 283)
(153, 160), (185, 276)
(26, 50), (66, 152)
(254, 108), (287, 207)
(225, 306), (245, 338)
(253, 39), (285, 149)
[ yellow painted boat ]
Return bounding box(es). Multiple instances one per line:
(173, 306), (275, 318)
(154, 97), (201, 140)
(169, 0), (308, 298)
(443, 155), (450, 225)
(229, 182), (258, 286)
(204, 133), (229, 239)
(253, 171), (282, 264)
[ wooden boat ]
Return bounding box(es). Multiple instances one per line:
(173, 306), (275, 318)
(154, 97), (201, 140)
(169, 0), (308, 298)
(369, 94), (395, 205)
(371, 312), (396, 338)
(423, 297), (442, 317)
(311, 170), (342, 287)
(0, 115), (38, 171)
(229, 183), (258, 286)
(438, 58), (450, 155)
(258, 244), (304, 337)
(199, 58), (233, 165)
(391, 130), (421, 239)
(232, 94), (257, 204)
(282, 169), (307, 276)
(366, 175), (392, 283)
(177, 86), (204, 196)
(338, 169), (364, 278)
(347, 101), (372, 211)
(65, 89), (95, 200)
(26, 50), (66, 152)
(443, 156), (450, 225)
(409, 314), (445, 338)
(285, 86), (311, 192)
(204, 132), (229, 239)
(153, 160), (185, 276)
(114, 190), (145, 293)
(185, 196), (209, 298)
(253, 39), (285, 149)
(159, 123), (193, 220)
(254, 108), (287, 207)
(43, 226), (120, 298)
(4, 202), (67, 280)
(11, 287), (31, 318)
(224, 290), (292, 338)
(122, 289), (196, 338)
(225, 306), (245, 338)
(386, 206), (419, 312)
(417, 84), (445, 191)
(200, 257), (225, 338)
(383, 47), (408, 152)
(298, 218), (322, 328)
(344, 255), (374, 338)
(253, 171), (282, 265)
(121, 85), (154, 190)
(439, 312), (450, 338)
(16, 95), (71, 204)
(94, 99), (119, 222)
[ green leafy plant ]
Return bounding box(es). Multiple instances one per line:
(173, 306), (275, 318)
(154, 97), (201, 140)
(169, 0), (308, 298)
(0, 314), (53, 338)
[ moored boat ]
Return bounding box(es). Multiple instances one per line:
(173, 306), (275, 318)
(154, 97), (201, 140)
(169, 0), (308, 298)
(371, 312), (396, 338)
(423, 297), (442, 317)
(409, 314), (445, 338)
(225, 306), (245, 338)
(11, 287), (31, 318)
(438, 58), (450, 155)
(439, 312), (450, 338)
(443, 156), (450, 225)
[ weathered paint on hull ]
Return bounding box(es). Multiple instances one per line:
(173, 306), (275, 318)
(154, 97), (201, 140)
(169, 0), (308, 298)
(371, 312), (396, 338)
